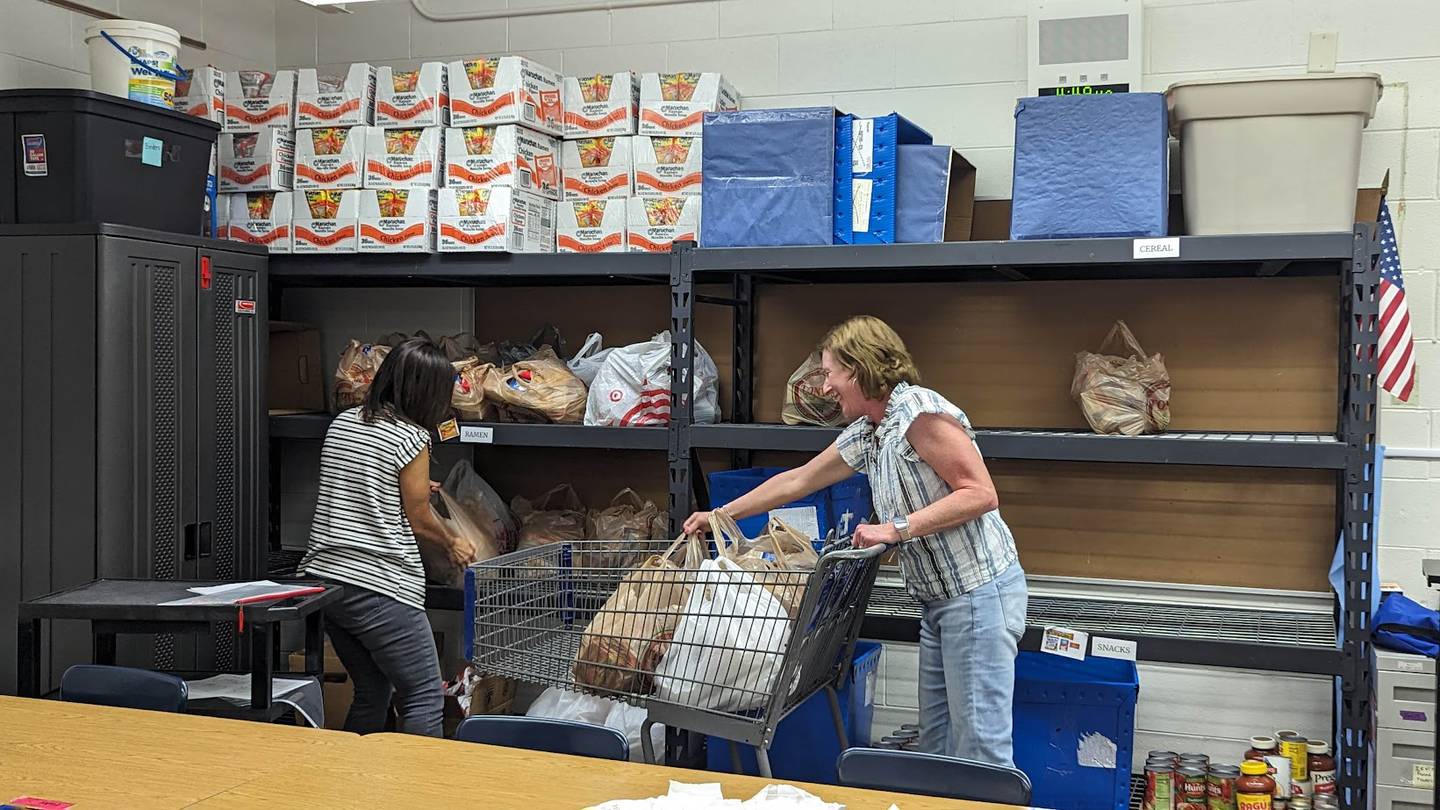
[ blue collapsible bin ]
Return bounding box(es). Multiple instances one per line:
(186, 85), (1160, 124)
(701, 107), (837, 247)
(1012, 651), (1139, 810)
(707, 467), (872, 543)
(1010, 92), (1168, 240)
(707, 641), (882, 784)
(834, 112), (932, 244)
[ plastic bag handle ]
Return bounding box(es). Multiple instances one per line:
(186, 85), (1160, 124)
(1098, 320), (1148, 359)
(761, 517), (794, 568)
(572, 332), (603, 361)
(709, 511), (748, 561)
(101, 31), (184, 82)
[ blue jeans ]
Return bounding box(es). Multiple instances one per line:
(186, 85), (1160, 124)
(917, 562), (1027, 767)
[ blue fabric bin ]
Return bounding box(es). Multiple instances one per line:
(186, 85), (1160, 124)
(707, 466), (872, 543)
(707, 640), (882, 784)
(1013, 651), (1139, 810)
(701, 107), (836, 247)
(1010, 92), (1169, 239)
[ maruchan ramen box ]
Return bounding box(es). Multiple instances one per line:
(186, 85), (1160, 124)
(224, 70), (296, 132)
(561, 136), (633, 200)
(447, 56), (563, 135)
(296, 63), (377, 128)
(292, 189), (361, 253)
(294, 126), (371, 190)
(219, 130), (295, 192)
(225, 192), (293, 253)
(437, 187), (554, 253)
(365, 126), (444, 189)
(638, 72), (739, 137)
(176, 65), (225, 123)
(377, 62), (449, 128)
(444, 124), (560, 200)
(360, 188), (438, 253)
(557, 199), (626, 253)
(633, 135), (701, 197)
(627, 195), (700, 252)
(563, 72), (637, 138)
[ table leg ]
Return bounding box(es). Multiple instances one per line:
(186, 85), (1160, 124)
(93, 631), (117, 666)
(304, 610), (324, 677)
(16, 618), (40, 697)
(250, 623), (273, 712)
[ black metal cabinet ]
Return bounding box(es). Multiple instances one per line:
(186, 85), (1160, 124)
(0, 224), (267, 694)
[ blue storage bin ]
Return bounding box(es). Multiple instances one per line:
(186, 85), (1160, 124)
(707, 641), (882, 784)
(834, 112), (932, 244)
(707, 466), (872, 543)
(701, 107), (837, 247)
(1013, 651), (1139, 810)
(1010, 93), (1169, 240)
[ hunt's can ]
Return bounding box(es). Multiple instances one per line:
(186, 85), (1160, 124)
(1151, 750), (1182, 763)
(1147, 764), (1177, 810)
(1178, 766), (1209, 810)
(1209, 765), (1240, 810)
(1276, 732), (1309, 783)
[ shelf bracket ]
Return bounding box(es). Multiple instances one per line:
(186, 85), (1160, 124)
(1256, 260), (1290, 277)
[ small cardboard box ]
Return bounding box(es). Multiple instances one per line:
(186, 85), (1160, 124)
(448, 56), (563, 135)
(437, 187), (555, 253)
(292, 190), (361, 253)
(633, 135), (701, 197)
(444, 124), (560, 200)
(224, 192), (293, 253)
(219, 130), (295, 192)
(364, 126), (444, 189)
(296, 63), (377, 128)
(175, 65), (225, 123)
(360, 188), (437, 253)
(294, 126), (370, 190)
(638, 72), (739, 137)
(561, 136), (633, 200)
(376, 62), (449, 128)
(269, 321), (326, 413)
(563, 72), (638, 138)
(224, 70), (296, 132)
(627, 195), (700, 252)
(557, 198), (626, 253)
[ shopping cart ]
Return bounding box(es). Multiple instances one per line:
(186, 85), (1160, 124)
(469, 536), (882, 777)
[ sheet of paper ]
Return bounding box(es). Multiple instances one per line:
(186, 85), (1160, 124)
(184, 674), (314, 701)
(161, 581), (300, 606)
(770, 506), (821, 542)
(1041, 626), (1089, 660)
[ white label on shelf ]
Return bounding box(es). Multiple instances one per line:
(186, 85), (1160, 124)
(460, 425), (494, 444)
(1396, 659), (1426, 673)
(852, 178), (873, 233)
(1041, 626), (1088, 660)
(1133, 237), (1180, 259)
(1415, 764), (1435, 790)
(771, 505), (821, 542)
(1091, 636), (1137, 661)
(852, 118), (874, 174)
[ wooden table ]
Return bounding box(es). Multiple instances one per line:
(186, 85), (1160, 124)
(0, 696), (359, 808)
(193, 732), (1014, 809)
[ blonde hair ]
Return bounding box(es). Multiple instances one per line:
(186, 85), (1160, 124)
(819, 316), (920, 401)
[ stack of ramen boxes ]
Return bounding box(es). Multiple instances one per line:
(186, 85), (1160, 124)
(219, 70), (298, 252)
(289, 63), (377, 253)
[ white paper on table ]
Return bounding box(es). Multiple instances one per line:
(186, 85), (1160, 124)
(183, 674), (322, 728)
(161, 581), (303, 606)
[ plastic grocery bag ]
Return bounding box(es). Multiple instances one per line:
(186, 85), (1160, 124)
(424, 489), (502, 586)
(1072, 320), (1171, 436)
(512, 484), (588, 550)
(652, 556), (792, 712)
(781, 352), (846, 427)
(443, 459), (517, 554)
(711, 512), (813, 619)
(527, 687), (665, 763)
(568, 332), (614, 387)
(439, 331), (486, 363)
(584, 331), (719, 427)
(332, 340), (391, 413)
(585, 489), (660, 569)
(483, 346), (589, 424)
(585, 782), (843, 810)
(450, 358), (495, 421)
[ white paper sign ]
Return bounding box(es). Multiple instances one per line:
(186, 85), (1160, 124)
(852, 118), (874, 174)
(1415, 763), (1435, 790)
(460, 425), (494, 444)
(1132, 237), (1181, 259)
(1041, 626), (1089, 660)
(851, 178), (873, 233)
(1091, 636), (1138, 661)
(771, 505), (821, 542)
(1397, 659), (1426, 673)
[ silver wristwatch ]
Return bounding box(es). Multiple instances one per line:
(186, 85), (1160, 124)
(890, 516), (911, 542)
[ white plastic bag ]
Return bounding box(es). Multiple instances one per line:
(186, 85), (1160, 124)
(526, 686), (665, 762)
(584, 331), (719, 427)
(584, 782), (842, 810)
(568, 332), (614, 387)
(652, 558), (791, 713)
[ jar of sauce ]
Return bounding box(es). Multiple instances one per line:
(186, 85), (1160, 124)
(1307, 741), (1336, 795)
(1238, 760), (1276, 810)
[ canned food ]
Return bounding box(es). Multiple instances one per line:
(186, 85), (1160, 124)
(1276, 732), (1309, 783)
(1312, 795), (1338, 810)
(1146, 764), (1177, 810)
(1150, 750), (1181, 762)
(1181, 753), (1211, 764)
(1178, 766), (1209, 810)
(1208, 765), (1240, 810)
(1289, 797), (1311, 810)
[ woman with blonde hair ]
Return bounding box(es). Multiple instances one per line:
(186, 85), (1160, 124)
(684, 315), (1026, 767)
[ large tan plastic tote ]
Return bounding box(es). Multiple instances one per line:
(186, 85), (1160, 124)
(1166, 73), (1382, 235)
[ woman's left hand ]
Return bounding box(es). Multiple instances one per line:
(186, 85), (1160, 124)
(852, 521), (901, 549)
(429, 480), (442, 494)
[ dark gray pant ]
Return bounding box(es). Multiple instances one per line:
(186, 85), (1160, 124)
(323, 584), (444, 737)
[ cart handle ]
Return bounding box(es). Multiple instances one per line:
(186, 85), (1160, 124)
(821, 544), (884, 561)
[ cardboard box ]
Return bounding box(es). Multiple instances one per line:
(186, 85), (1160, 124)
(175, 65), (225, 123)
(634, 135), (701, 197)
(561, 136), (633, 200)
(627, 195), (699, 252)
(286, 643), (352, 731)
(292, 190), (360, 253)
(360, 188), (437, 253)
(376, 62), (449, 128)
(557, 198), (626, 253)
(563, 72), (637, 138)
(219, 130), (295, 192)
(224, 192), (293, 253)
(364, 126), (444, 189)
(296, 63), (377, 128)
(294, 126), (370, 190)
(444, 124), (560, 200)
(269, 321), (326, 413)
(638, 72), (739, 137)
(437, 187), (554, 253)
(224, 70), (296, 132)
(447, 56), (563, 135)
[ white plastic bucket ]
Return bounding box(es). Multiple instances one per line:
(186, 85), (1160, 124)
(1166, 73), (1383, 235)
(85, 19), (182, 110)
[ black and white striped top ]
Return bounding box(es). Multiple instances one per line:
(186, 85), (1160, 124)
(300, 407), (431, 610)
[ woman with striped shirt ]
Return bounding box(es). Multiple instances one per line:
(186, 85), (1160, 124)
(300, 337), (477, 736)
(683, 316), (1027, 767)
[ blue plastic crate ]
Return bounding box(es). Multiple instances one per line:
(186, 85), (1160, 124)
(1013, 651), (1139, 810)
(834, 112), (932, 244)
(707, 467), (872, 543)
(707, 641), (882, 784)
(1010, 92), (1168, 240)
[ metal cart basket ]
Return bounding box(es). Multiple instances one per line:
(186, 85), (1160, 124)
(470, 536), (882, 777)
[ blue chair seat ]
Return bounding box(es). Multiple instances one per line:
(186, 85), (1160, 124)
(837, 747), (1033, 805)
(60, 665), (188, 713)
(455, 715), (629, 761)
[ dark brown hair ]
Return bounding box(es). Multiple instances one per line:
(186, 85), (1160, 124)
(362, 337), (454, 429)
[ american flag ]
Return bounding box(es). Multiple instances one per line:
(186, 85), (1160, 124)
(1378, 200), (1417, 402)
